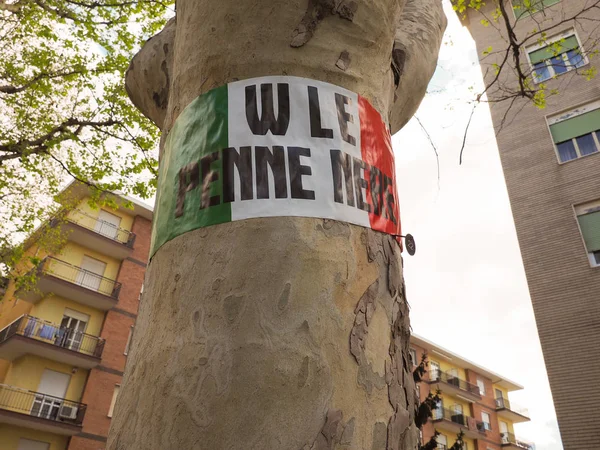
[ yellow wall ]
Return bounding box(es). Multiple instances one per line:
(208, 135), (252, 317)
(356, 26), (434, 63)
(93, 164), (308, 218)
(437, 392), (472, 417)
(31, 295), (104, 337)
(493, 384), (509, 399)
(430, 358), (467, 380)
(3, 355), (88, 402)
(55, 242), (120, 281)
(68, 196), (134, 232)
(434, 430), (475, 450)
(0, 425), (68, 450)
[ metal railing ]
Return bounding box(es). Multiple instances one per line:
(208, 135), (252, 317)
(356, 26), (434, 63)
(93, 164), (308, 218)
(429, 370), (481, 397)
(39, 257), (121, 299)
(0, 383), (86, 426)
(0, 315), (104, 358)
(495, 397), (530, 418)
(501, 432), (534, 449)
(432, 407), (486, 434)
(65, 210), (136, 247)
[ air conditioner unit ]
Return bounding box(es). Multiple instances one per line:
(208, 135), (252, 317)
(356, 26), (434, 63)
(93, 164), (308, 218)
(59, 404), (78, 420)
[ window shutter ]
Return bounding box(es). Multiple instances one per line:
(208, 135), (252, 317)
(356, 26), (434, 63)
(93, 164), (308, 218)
(529, 36), (580, 65)
(514, 0), (561, 18)
(549, 108), (600, 143)
(578, 211), (600, 252)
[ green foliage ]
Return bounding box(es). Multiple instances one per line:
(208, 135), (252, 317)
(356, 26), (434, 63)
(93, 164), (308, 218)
(415, 389), (441, 428)
(419, 431), (440, 450)
(413, 352), (429, 383)
(0, 0), (174, 273)
(448, 430), (466, 450)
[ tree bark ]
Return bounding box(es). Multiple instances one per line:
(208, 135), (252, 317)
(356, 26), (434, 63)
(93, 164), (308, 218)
(108, 1), (446, 449)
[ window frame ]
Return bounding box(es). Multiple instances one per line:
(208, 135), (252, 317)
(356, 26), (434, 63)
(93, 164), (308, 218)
(409, 348), (417, 367)
(476, 378), (486, 396)
(430, 361), (441, 381)
(546, 99), (600, 164)
(573, 200), (600, 268)
(526, 29), (588, 84)
(108, 384), (121, 418)
(481, 411), (492, 431)
(124, 325), (134, 356)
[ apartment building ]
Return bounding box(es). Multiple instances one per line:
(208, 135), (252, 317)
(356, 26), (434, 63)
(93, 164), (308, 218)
(0, 182), (152, 450)
(411, 335), (532, 450)
(459, 1), (600, 448)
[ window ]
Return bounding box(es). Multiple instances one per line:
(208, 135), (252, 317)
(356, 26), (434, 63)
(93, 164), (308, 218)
(512, 0), (561, 19)
(124, 326), (134, 355)
(430, 361), (440, 380)
(528, 32), (586, 83)
(476, 378), (486, 395)
(410, 348), (417, 367)
(481, 412), (492, 431)
(60, 308), (90, 352)
(548, 103), (600, 163)
(433, 398), (443, 420)
(576, 201), (600, 266)
(108, 384), (121, 418)
(416, 383), (420, 401)
(437, 433), (447, 450)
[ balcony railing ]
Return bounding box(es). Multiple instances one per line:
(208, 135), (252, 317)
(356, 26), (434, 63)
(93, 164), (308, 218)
(0, 383), (86, 426)
(430, 370), (481, 397)
(496, 397), (530, 417)
(501, 432), (534, 449)
(432, 407), (486, 433)
(62, 210), (136, 247)
(39, 257), (121, 299)
(0, 315), (104, 358)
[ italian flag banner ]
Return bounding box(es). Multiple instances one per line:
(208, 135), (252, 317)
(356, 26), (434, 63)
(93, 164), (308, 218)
(151, 76), (401, 258)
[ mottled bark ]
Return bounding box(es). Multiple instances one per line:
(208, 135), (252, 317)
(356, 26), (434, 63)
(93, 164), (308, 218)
(109, 1), (445, 449)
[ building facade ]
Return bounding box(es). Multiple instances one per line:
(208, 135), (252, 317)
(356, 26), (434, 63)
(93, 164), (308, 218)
(411, 335), (532, 450)
(0, 182), (152, 450)
(460, 1), (600, 448)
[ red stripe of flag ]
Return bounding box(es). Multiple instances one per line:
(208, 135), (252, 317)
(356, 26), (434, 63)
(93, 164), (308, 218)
(358, 95), (402, 243)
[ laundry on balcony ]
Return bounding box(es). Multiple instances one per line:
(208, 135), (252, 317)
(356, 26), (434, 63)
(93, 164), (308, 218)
(39, 324), (58, 340)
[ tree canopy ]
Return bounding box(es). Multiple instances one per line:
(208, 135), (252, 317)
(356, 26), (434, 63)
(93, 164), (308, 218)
(0, 0), (174, 268)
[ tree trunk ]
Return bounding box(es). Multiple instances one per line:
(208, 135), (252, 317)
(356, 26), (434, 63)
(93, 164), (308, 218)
(108, 1), (445, 449)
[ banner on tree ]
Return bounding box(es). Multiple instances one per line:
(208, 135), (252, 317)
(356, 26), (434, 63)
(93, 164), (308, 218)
(151, 76), (401, 257)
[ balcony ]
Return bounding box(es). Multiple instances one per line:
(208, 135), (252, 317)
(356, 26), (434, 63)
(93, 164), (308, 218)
(428, 371), (481, 401)
(0, 383), (86, 435)
(432, 407), (487, 440)
(17, 257), (121, 311)
(495, 397), (530, 423)
(0, 315), (104, 369)
(501, 432), (534, 450)
(53, 210), (136, 260)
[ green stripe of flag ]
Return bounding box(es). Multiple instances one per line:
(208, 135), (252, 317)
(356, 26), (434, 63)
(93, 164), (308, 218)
(150, 85), (230, 258)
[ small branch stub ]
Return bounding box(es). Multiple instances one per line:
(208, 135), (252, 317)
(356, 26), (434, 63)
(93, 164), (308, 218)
(402, 234), (416, 256)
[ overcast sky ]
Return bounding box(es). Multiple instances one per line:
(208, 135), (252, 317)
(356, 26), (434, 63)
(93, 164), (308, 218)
(394, 2), (563, 450)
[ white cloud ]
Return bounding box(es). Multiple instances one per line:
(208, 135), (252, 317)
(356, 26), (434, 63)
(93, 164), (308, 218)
(394, 2), (563, 449)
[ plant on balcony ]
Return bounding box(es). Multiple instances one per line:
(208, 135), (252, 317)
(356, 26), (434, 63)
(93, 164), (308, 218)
(413, 352), (429, 383)
(419, 430), (440, 450)
(415, 389), (442, 428)
(418, 430), (465, 450)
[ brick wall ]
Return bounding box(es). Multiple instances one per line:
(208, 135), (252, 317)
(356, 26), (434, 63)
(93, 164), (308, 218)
(463, 2), (600, 448)
(68, 214), (151, 450)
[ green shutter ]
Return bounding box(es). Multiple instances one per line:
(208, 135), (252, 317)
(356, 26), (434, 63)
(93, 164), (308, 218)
(514, 0), (561, 18)
(529, 36), (579, 64)
(578, 211), (600, 252)
(549, 108), (600, 143)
